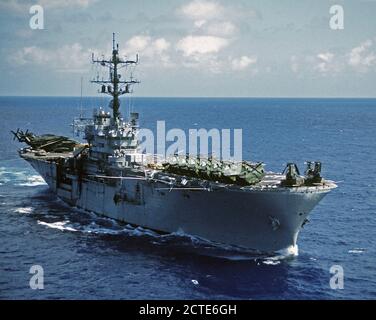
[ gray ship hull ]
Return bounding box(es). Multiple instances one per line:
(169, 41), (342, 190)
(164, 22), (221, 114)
(13, 36), (337, 255)
(24, 154), (334, 253)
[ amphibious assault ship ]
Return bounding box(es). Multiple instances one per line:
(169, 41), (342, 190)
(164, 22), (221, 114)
(14, 35), (337, 254)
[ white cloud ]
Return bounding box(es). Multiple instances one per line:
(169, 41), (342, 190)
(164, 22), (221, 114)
(175, 35), (228, 73)
(176, 35), (229, 57)
(180, 0), (224, 21)
(206, 21), (237, 36)
(317, 52), (334, 63)
(125, 35), (172, 66)
(180, 0), (236, 37)
(125, 36), (171, 56)
(181, 54), (258, 74)
(153, 38), (171, 54)
(303, 40), (376, 75)
(194, 20), (207, 28)
(38, 0), (96, 8)
(315, 52), (335, 73)
(0, 0), (97, 12)
(175, 0), (260, 74)
(10, 43), (92, 73)
(176, 0), (257, 75)
(181, 54), (223, 73)
(176, 1), (254, 73)
(348, 40), (376, 71)
(125, 36), (150, 53)
(180, 1), (238, 37)
(15, 46), (50, 65)
(231, 56), (257, 71)
(11, 35), (172, 74)
(289, 52), (341, 76)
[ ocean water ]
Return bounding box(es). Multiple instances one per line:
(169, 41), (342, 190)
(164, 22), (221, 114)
(0, 96), (375, 300)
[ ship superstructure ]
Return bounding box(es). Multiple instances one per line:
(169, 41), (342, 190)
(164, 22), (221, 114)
(14, 35), (337, 254)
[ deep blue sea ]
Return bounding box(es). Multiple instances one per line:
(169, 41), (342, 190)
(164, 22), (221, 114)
(0, 97), (375, 300)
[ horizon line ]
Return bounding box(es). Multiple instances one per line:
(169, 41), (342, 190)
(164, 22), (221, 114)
(1, 95), (376, 99)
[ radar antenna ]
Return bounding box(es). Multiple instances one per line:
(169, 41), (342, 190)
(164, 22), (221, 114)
(91, 33), (140, 120)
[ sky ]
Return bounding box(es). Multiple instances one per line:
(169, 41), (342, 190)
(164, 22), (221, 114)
(0, 0), (376, 97)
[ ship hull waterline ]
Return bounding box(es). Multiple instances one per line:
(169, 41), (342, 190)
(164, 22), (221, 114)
(24, 154), (333, 254)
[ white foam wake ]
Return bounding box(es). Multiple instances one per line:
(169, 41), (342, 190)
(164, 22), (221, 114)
(0, 166), (47, 187)
(37, 221), (78, 232)
(18, 175), (47, 187)
(14, 207), (34, 214)
(348, 248), (365, 254)
(276, 245), (299, 257)
(260, 246), (298, 265)
(262, 260), (281, 265)
(37, 219), (143, 236)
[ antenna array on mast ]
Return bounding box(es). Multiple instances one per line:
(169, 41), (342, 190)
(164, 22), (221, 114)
(91, 33), (140, 120)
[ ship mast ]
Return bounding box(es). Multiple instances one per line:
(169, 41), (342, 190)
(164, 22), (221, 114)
(91, 33), (139, 121)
